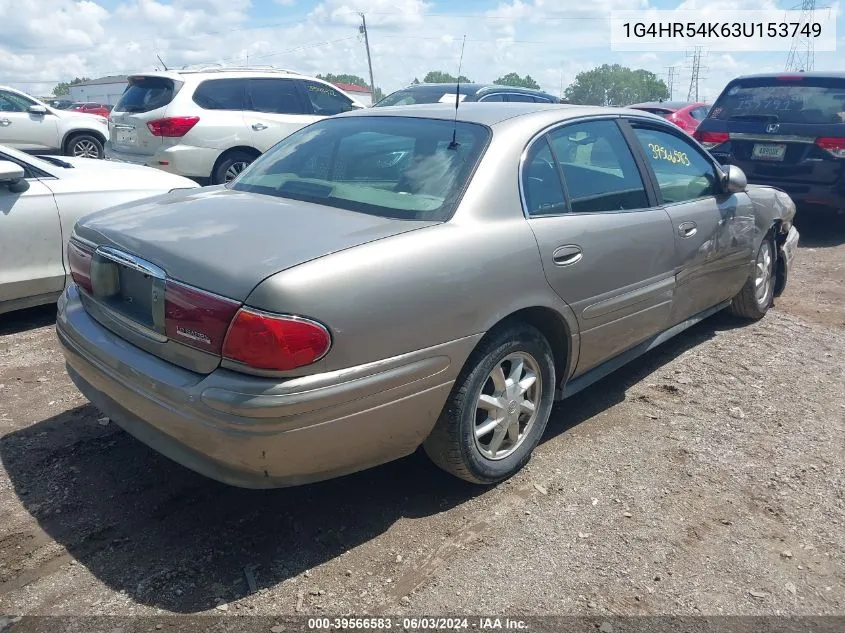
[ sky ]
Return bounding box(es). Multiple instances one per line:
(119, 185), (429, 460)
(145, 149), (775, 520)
(0, 0), (842, 101)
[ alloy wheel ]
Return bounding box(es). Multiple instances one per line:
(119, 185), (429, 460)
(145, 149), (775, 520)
(473, 352), (542, 460)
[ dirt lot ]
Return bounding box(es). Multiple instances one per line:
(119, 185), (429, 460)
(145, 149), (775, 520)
(0, 219), (843, 618)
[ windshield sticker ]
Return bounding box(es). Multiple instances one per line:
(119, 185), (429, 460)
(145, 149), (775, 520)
(438, 94), (467, 104)
(647, 143), (691, 167)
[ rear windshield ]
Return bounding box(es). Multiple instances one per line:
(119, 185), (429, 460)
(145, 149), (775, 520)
(115, 76), (177, 113)
(231, 116), (490, 221)
(709, 77), (845, 125)
(375, 87), (472, 107)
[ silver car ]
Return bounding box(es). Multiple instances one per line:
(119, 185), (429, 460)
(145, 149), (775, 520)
(56, 103), (799, 488)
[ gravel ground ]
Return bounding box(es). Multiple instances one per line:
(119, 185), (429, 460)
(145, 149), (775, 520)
(0, 218), (842, 617)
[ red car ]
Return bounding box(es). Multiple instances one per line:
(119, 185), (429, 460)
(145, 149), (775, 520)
(626, 101), (710, 135)
(69, 102), (113, 118)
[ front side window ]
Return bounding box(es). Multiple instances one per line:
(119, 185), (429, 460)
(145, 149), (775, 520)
(247, 79), (305, 115)
(0, 91), (34, 112)
(303, 81), (357, 116)
(231, 116), (490, 221)
(479, 94), (506, 102)
(193, 79), (246, 111)
(547, 119), (649, 213)
(631, 126), (718, 204)
(507, 94), (535, 103)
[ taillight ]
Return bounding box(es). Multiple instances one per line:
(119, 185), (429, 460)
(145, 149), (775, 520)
(67, 240), (93, 294)
(815, 137), (845, 159)
(222, 309), (331, 371)
(694, 130), (729, 149)
(164, 281), (240, 354)
(146, 116), (200, 137)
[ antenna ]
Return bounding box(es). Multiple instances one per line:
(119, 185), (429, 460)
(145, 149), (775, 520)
(156, 54), (168, 71)
(448, 35), (467, 151)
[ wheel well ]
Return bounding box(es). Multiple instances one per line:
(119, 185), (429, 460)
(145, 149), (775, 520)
(490, 307), (572, 388)
(212, 146), (261, 171)
(62, 129), (106, 152)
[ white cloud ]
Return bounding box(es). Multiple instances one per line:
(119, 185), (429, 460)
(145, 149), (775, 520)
(0, 0), (842, 103)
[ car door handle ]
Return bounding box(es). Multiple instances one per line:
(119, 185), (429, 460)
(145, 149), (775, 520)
(0, 119), (10, 127)
(251, 123), (268, 131)
(552, 245), (583, 267)
(678, 222), (698, 238)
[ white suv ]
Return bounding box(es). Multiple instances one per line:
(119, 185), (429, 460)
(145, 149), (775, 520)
(0, 86), (109, 159)
(105, 67), (365, 184)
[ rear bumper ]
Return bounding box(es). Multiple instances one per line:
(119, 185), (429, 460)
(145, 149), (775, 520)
(56, 285), (474, 488)
(105, 143), (219, 180)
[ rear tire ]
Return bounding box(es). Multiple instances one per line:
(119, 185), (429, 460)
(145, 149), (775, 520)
(424, 323), (555, 484)
(65, 134), (104, 159)
(730, 232), (775, 320)
(212, 150), (257, 185)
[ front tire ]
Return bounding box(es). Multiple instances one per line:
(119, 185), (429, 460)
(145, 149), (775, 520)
(65, 134), (103, 159)
(730, 232), (775, 320)
(424, 323), (555, 484)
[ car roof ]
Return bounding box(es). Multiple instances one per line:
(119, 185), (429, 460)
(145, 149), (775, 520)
(126, 68), (305, 82)
(727, 71), (845, 81)
(395, 83), (555, 97)
(628, 101), (696, 110)
(337, 102), (665, 127)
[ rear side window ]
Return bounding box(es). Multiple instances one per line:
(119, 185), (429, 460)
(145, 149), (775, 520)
(303, 81), (357, 116)
(709, 77), (845, 124)
(547, 120), (649, 213)
(523, 139), (567, 216)
(246, 79), (305, 115)
(116, 76), (176, 113)
(192, 79), (246, 110)
(507, 94), (536, 103)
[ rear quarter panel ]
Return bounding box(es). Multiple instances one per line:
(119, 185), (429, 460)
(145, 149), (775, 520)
(245, 218), (575, 374)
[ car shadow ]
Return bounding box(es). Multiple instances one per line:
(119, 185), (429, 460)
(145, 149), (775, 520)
(0, 311), (739, 613)
(0, 305), (57, 336)
(794, 211), (845, 248)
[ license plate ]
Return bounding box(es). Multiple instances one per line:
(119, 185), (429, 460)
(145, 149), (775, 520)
(751, 143), (786, 161)
(115, 130), (136, 145)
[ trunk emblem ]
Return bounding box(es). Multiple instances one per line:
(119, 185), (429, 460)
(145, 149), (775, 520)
(766, 123), (780, 133)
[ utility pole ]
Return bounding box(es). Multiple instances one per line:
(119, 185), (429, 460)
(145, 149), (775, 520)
(687, 47), (703, 101)
(785, 0), (818, 71)
(665, 65), (676, 100)
(359, 13), (376, 101)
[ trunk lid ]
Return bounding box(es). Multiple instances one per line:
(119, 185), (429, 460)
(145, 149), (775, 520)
(109, 75), (181, 157)
(74, 186), (437, 302)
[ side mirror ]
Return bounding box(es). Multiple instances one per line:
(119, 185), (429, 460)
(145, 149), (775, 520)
(723, 164), (747, 194)
(28, 104), (48, 115)
(0, 160), (28, 193)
